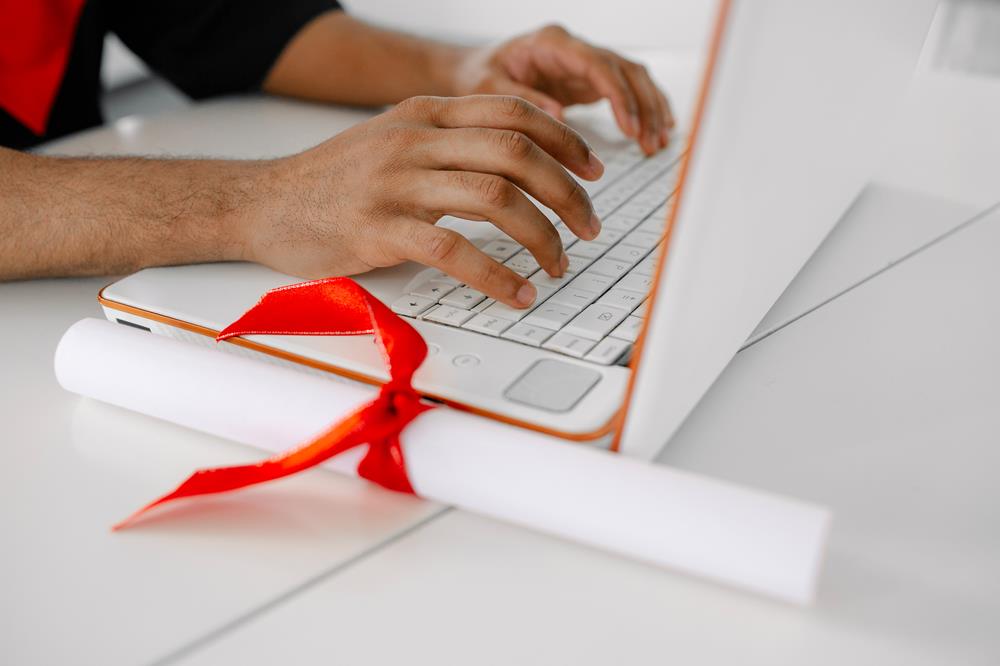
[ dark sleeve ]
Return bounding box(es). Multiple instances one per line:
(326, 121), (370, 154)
(108, 0), (341, 99)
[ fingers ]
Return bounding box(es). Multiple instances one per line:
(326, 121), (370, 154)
(621, 61), (668, 154)
(520, 26), (672, 152)
(411, 169), (568, 278)
(396, 220), (538, 309)
(418, 126), (599, 242)
(481, 77), (565, 120)
(402, 95), (603, 182)
(656, 85), (676, 132)
(580, 56), (643, 142)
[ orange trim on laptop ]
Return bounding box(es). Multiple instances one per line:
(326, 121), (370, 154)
(610, 0), (733, 452)
(99, 289), (619, 443)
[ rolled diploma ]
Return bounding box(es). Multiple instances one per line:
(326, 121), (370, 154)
(55, 318), (830, 605)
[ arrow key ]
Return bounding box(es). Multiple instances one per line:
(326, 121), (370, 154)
(390, 294), (437, 317)
(440, 286), (486, 309)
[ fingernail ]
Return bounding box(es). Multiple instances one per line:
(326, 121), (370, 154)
(558, 250), (570, 276)
(628, 113), (640, 137)
(589, 213), (602, 239)
(659, 126), (670, 148)
(516, 282), (537, 307)
(587, 150), (605, 178)
(648, 131), (660, 153)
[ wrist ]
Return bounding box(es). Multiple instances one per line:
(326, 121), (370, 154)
(427, 43), (476, 97)
(216, 159), (286, 265)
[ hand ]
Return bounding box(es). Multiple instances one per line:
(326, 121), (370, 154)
(451, 25), (675, 156)
(244, 95), (604, 309)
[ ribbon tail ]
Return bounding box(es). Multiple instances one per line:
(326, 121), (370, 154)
(113, 278), (434, 530)
(113, 401), (378, 530)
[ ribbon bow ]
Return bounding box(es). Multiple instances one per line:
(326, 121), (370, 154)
(114, 278), (432, 530)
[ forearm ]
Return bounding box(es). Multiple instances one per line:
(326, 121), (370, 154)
(0, 147), (262, 281)
(263, 11), (468, 106)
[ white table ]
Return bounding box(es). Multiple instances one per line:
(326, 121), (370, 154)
(4, 54), (999, 665)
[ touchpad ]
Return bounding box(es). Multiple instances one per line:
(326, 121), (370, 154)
(504, 359), (602, 413)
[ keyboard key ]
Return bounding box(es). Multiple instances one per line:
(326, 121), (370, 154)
(529, 271), (572, 290)
(565, 253), (593, 274)
(610, 315), (644, 342)
(423, 305), (475, 327)
(472, 297), (496, 313)
(588, 258), (632, 280)
(651, 202), (671, 218)
(440, 286), (486, 309)
(584, 338), (632, 365)
(502, 322), (556, 347)
(482, 239), (522, 261)
(422, 270), (461, 286)
(629, 189), (665, 209)
(523, 301), (578, 330)
(638, 214), (667, 234)
(390, 294), (437, 317)
(634, 256), (658, 276)
(482, 300), (535, 322)
(618, 271), (655, 293)
(605, 243), (646, 265)
(548, 287), (597, 311)
(462, 313), (513, 336)
(568, 272), (615, 295)
(542, 331), (596, 358)
(621, 230), (662, 251)
(593, 227), (626, 246)
(602, 211), (644, 232)
(563, 304), (630, 341)
(567, 241), (607, 261)
(410, 280), (456, 300)
(650, 241), (666, 259)
(533, 284), (556, 302)
(597, 288), (646, 312)
(504, 251), (540, 277)
(593, 197), (623, 218)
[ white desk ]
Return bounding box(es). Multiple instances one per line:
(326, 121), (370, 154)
(4, 55), (999, 664)
(169, 202), (1000, 666)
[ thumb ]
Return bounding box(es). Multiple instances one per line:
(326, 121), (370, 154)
(489, 78), (564, 120)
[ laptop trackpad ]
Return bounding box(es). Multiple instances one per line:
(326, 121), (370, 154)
(504, 360), (602, 413)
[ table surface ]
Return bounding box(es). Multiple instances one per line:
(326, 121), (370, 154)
(4, 52), (999, 665)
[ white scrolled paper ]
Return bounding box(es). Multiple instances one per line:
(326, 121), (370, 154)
(55, 318), (830, 604)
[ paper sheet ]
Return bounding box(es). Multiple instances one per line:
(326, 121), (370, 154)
(55, 318), (830, 604)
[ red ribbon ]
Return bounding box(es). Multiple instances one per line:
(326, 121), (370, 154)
(114, 278), (432, 530)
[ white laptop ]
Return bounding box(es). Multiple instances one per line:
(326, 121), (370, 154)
(97, 0), (938, 458)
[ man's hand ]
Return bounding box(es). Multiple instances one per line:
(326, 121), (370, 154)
(266, 15), (673, 155)
(451, 25), (675, 156)
(246, 95), (603, 309)
(0, 96), (600, 298)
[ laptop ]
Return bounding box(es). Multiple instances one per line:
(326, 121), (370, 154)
(97, 0), (938, 458)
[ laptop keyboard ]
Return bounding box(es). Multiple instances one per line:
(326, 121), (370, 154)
(389, 140), (685, 366)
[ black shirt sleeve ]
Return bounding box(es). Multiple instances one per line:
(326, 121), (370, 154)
(108, 0), (341, 100)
